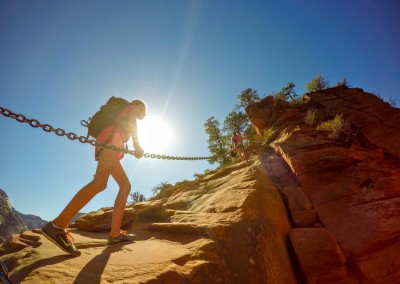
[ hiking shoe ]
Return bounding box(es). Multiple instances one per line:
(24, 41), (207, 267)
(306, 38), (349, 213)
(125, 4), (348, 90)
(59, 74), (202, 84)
(41, 222), (81, 257)
(107, 230), (137, 247)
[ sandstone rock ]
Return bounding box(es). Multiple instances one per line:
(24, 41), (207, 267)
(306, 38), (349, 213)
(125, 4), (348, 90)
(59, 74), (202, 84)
(305, 86), (400, 158)
(2, 159), (298, 283)
(281, 185), (313, 211)
(248, 86), (400, 282)
(291, 209), (318, 227)
(2, 231), (41, 252)
(290, 228), (351, 282)
(71, 200), (168, 231)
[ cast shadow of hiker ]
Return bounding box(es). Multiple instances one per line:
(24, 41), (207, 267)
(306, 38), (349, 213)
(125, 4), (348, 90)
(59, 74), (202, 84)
(73, 246), (122, 284)
(10, 255), (72, 283)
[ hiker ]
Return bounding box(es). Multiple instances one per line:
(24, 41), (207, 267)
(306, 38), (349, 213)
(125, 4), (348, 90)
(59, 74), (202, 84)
(42, 99), (147, 256)
(231, 132), (246, 162)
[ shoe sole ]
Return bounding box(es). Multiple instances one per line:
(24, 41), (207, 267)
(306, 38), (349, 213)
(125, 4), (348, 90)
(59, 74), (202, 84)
(107, 240), (135, 247)
(41, 228), (81, 257)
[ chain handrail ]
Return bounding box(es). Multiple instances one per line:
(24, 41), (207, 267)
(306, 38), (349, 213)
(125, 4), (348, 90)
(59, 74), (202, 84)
(0, 106), (212, 161)
(0, 260), (11, 284)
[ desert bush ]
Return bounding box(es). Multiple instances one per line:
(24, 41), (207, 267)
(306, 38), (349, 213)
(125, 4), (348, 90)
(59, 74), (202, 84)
(389, 97), (397, 108)
(305, 109), (317, 126)
(129, 191), (146, 204)
(152, 181), (173, 196)
(290, 96), (303, 106)
(372, 91), (383, 101)
(306, 75), (329, 92)
(262, 127), (276, 144)
(317, 114), (350, 138)
(193, 169), (215, 180)
(335, 78), (349, 87)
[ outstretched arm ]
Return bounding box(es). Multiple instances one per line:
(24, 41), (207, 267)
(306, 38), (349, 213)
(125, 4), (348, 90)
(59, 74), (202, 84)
(128, 109), (144, 158)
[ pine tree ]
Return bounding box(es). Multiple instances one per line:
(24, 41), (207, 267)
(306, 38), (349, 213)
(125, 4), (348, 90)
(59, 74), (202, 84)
(236, 88), (260, 109)
(222, 111), (249, 135)
(204, 117), (230, 166)
(274, 82), (298, 101)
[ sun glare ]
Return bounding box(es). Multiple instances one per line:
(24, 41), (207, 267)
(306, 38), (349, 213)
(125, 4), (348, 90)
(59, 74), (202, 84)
(136, 115), (173, 154)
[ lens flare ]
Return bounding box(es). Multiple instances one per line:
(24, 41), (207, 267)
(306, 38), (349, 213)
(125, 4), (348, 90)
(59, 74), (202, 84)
(136, 115), (172, 154)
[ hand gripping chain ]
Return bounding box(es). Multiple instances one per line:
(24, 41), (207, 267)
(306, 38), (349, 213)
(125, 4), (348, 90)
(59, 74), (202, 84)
(0, 106), (212, 161)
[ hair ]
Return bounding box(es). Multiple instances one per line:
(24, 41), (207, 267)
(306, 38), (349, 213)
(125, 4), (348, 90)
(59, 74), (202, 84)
(131, 99), (147, 112)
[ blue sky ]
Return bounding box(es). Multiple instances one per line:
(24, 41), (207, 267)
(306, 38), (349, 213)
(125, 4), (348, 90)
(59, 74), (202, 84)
(1, 0), (399, 221)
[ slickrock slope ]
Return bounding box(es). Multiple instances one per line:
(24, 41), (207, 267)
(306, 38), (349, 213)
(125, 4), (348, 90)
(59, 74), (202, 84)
(247, 86), (400, 283)
(0, 159), (299, 283)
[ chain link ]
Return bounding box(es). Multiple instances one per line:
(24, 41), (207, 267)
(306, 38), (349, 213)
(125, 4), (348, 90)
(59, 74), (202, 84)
(0, 106), (212, 161)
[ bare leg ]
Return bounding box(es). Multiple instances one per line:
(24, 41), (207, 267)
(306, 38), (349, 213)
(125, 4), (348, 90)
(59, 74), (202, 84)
(236, 148), (244, 161)
(53, 149), (119, 228)
(109, 161), (131, 237)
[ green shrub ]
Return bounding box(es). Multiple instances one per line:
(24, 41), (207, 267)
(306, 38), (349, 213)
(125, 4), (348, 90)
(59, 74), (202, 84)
(129, 191), (146, 204)
(193, 169), (215, 180)
(305, 109), (317, 126)
(152, 181), (173, 196)
(306, 75), (329, 92)
(262, 127), (276, 144)
(273, 91), (286, 101)
(317, 114), (349, 138)
(290, 96), (303, 106)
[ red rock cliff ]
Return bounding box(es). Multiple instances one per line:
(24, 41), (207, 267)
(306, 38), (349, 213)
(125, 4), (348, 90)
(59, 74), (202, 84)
(247, 86), (400, 283)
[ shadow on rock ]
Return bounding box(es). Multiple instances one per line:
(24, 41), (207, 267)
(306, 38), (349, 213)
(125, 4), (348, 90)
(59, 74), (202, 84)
(10, 255), (72, 283)
(73, 246), (122, 284)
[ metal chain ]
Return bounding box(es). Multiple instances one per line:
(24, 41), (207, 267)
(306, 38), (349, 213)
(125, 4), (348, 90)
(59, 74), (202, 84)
(0, 106), (212, 161)
(0, 260), (11, 284)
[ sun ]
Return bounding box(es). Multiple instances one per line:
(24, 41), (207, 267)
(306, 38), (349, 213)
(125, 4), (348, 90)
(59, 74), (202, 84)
(136, 115), (173, 154)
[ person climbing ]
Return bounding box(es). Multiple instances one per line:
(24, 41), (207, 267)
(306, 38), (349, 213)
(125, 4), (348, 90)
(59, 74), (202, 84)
(41, 99), (147, 256)
(231, 132), (246, 162)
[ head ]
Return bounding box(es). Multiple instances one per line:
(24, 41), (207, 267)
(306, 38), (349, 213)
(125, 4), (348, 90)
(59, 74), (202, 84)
(131, 99), (147, 120)
(233, 132), (237, 136)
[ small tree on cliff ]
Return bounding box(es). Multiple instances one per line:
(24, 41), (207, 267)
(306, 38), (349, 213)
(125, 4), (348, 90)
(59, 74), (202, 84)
(236, 88), (261, 109)
(306, 75), (329, 92)
(222, 111), (249, 136)
(204, 117), (230, 166)
(274, 82), (298, 101)
(129, 191), (146, 204)
(152, 181), (173, 196)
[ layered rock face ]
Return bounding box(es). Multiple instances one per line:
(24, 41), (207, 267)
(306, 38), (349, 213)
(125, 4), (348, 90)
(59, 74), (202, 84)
(0, 189), (27, 242)
(247, 86), (400, 282)
(1, 160), (299, 283)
